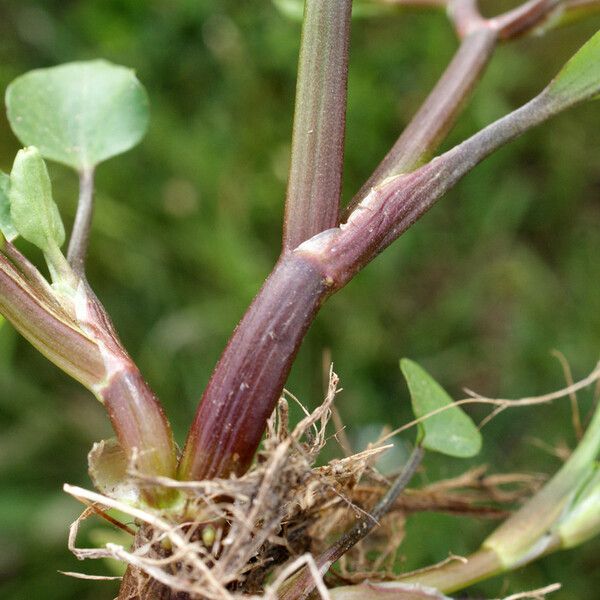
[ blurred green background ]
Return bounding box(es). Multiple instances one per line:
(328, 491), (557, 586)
(0, 1), (599, 598)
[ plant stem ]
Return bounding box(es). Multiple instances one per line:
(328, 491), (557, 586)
(0, 251), (105, 387)
(181, 7), (596, 482)
(344, 27), (497, 219)
(67, 167), (95, 275)
(178, 253), (332, 480)
(490, 0), (560, 40)
(180, 80), (579, 482)
(343, 0), (564, 221)
(80, 285), (179, 487)
(97, 362), (178, 502)
(0, 247), (178, 493)
(395, 402), (600, 594)
(483, 399), (600, 566)
(317, 96), (556, 284)
(282, 0), (352, 251)
(3, 240), (68, 313)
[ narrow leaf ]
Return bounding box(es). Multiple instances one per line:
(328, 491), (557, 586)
(5, 60), (149, 171)
(0, 172), (18, 242)
(9, 147), (65, 254)
(400, 358), (482, 457)
(546, 30), (600, 105)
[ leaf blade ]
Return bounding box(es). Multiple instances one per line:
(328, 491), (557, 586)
(5, 60), (149, 170)
(546, 29), (600, 106)
(0, 171), (18, 242)
(8, 147), (65, 254)
(400, 358), (481, 458)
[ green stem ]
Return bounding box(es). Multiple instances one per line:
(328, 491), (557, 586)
(67, 167), (95, 276)
(484, 400), (600, 567)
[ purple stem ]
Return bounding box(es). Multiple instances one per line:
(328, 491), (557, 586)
(283, 0), (352, 250)
(180, 88), (561, 481)
(0, 251), (105, 387)
(344, 27), (497, 219)
(0, 248), (178, 495)
(178, 253), (332, 480)
(179, 0), (586, 482)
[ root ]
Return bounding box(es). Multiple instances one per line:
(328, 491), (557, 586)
(64, 371), (544, 599)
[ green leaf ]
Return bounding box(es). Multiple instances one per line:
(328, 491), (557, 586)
(9, 147), (65, 254)
(5, 60), (149, 171)
(400, 358), (482, 458)
(546, 30), (600, 105)
(556, 464), (600, 548)
(0, 171), (18, 242)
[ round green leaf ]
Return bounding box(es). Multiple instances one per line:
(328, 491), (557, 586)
(5, 60), (149, 171)
(400, 358), (482, 458)
(547, 30), (600, 106)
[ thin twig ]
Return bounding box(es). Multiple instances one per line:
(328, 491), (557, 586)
(500, 582), (561, 600)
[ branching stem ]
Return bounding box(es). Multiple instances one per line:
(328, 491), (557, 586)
(343, 27), (496, 218)
(181, 79), (567, 481)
